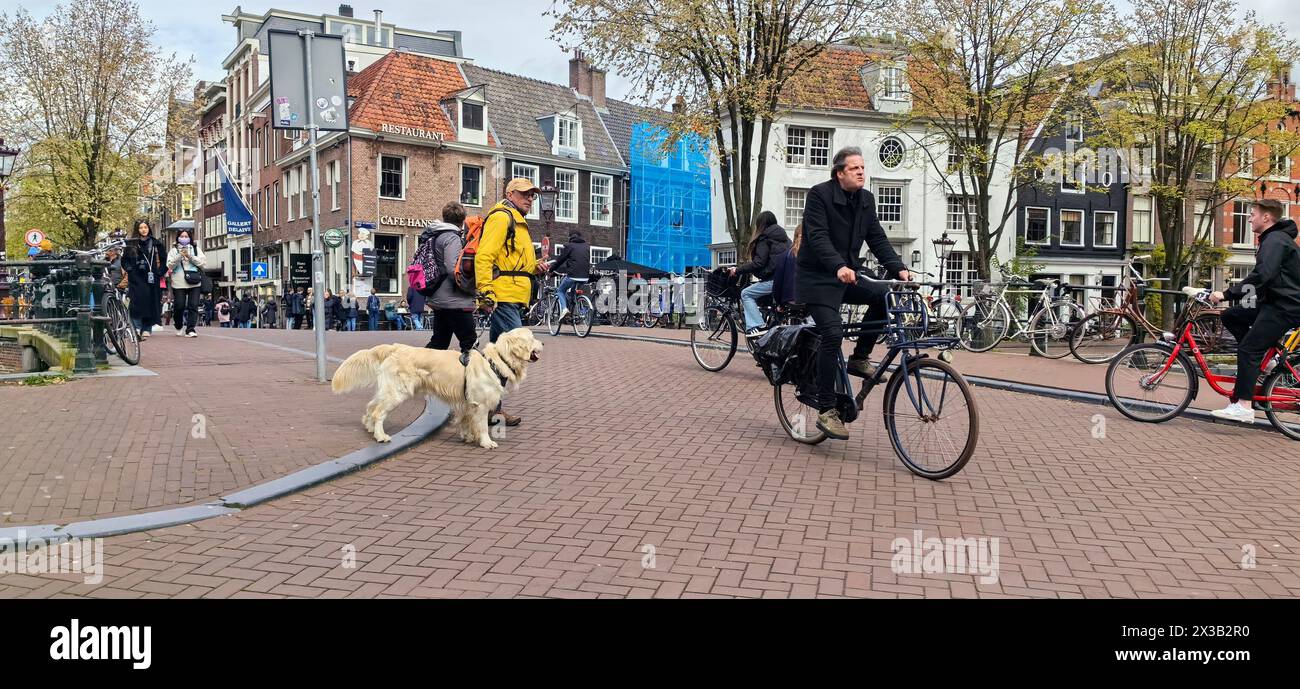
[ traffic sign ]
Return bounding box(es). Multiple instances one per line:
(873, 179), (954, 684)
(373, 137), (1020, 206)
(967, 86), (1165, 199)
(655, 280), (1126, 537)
(251, 262), (269, 280)
(24, 229), (45, 247)
(236, 270), (249, 282)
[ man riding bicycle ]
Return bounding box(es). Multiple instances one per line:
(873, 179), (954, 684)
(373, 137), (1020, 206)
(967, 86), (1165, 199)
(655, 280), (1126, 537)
(796, 146), (910, 440)
(1209, 198), (1300, 423)
(547, 231), (591, 321)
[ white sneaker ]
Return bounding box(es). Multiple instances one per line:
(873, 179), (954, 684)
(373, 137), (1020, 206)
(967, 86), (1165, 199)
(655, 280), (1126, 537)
(558, 307), (570, 320)
(175, 328), (185, 336)
(1210, 402), (1256, 424)
(186, 331), (198, 338)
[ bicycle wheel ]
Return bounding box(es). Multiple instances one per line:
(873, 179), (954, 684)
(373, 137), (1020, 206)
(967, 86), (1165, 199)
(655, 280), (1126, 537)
(957, 298), (1009, 352)
(546, 297), (562, 336)
(883, 357), (979, 480)
(930, 299), (963, 338)
(1261, 362), (1300, 441)
(572, 295), (594, 338)
(1027, 300), (1086, 359)
(774, 383), (827, 444)
(690, 305), (737, 372)
(1070, 312), (1137, 364)
(1105, 343), (1195, 423)
(1190, 313), (1232, 353)
(105, 297), (141, 365)
(643, 306), (660, 328)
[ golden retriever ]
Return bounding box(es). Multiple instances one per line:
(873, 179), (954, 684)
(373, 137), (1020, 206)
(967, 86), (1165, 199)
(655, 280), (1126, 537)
(330, 327), (543, 448)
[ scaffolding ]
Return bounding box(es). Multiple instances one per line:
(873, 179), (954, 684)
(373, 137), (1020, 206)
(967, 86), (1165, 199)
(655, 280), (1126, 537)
(626, 123), (712, 273)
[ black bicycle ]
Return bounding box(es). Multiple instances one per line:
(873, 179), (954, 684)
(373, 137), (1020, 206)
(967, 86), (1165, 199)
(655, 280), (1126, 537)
(690, 268), (806, 372)
(766, 274), (979, 480)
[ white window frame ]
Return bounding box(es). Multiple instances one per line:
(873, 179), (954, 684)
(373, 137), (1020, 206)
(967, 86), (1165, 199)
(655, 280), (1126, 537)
(879, 137), (906, 170)
(379, 154), (407, 200)
(459, 164), (483, 208)
(784, 188), (807, 229)
(330, 161), (340, 211)
(298, 163), (308, 219)
(1066, 113), (1084, 142)
(554, 168), (578, 223)
(273, 180), (279, 226)
(555, 116), (582, 158)
(590, 246), (613, 264)
(1236, 144), (1254, 178)
(590, 173), (613, 226)
(1061, 161), (1086, 194)
(1270, 148), (1291, 179)
(1093, 210), (1118, 248)
(1131, 195), (1153, 245)
(809, 128), (831, 167)
(717, 248), (737, 266)
(1193, 146), (1215, 182)
(511, 162), (541, 219)
(1193, 199), (1213, 236)
(873, 182), (905, 226)
(946, 196), (975, 233)
(1232, 199), (1253, 247)
(786, 126), (807, 165)
(880, 65), (907, 100)
(1059, 209), (1084, 247)
(1024, 206), (1051, 246)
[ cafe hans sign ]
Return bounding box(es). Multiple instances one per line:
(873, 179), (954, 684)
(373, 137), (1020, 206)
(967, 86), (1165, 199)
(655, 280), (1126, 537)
(380, 122), (444, 143)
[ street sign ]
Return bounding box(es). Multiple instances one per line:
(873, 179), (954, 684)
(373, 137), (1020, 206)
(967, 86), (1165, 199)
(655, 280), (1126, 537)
(236, 270), (249, 282)
(290, 253), (312, 287)
(267, 30), (349, 132)
(323, 228), (346, 248)
(251, 262), (269, 280)
(24, 229), (45, 247)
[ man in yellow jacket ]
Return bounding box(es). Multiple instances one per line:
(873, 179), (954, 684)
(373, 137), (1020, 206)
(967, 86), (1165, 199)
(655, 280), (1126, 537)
(475, 177), (542, 426)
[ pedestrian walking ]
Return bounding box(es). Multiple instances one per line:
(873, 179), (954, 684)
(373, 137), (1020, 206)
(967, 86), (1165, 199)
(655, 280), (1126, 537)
(422, 202), (478, 353)
(342, 290), (358, 331)
(367, 292), (381, 331)
(165, 229), (205, 338)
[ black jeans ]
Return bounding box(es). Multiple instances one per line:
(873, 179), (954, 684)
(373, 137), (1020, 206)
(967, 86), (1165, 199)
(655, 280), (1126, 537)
(807, 282), (890, 412)
(1221, 304), (1297, 401)
(426, 309), (477, 352)
(172, 287), (200, 334)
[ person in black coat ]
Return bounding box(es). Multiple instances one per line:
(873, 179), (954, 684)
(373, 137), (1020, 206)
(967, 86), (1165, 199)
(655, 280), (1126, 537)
(795, 146), (910, 439)
(323, 290), (338, 330)
(235, 293), (256, 328)
(729, 210), (791, 336)
(123, 219), (166, 339)
(547, 231), (592, 319)
(1209, 199), (1300, 423)
(288, 287), (305, 329)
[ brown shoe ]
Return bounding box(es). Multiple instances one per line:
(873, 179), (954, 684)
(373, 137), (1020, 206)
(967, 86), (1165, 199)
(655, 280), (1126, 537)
(846, 356), (874, 378)
(501, 412), (522, 427)
(816, 409), (849, 440)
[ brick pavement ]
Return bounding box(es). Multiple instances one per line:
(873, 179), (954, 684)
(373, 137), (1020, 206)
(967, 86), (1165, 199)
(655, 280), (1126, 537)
(0, 327), (429, 525)
(2, 333), (1297, 599)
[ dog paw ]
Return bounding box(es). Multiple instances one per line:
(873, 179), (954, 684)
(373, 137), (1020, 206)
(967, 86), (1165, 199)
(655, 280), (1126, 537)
(374, 433), (392, 443)
(478, 438), (498, 449)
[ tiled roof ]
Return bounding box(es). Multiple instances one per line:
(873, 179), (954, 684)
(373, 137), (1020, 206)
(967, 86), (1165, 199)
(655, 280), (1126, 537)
(461, 64), (625, 169)
(347, 51), (468, 140)
(600, 98), (670, 163)
(782, 45), (878, 111)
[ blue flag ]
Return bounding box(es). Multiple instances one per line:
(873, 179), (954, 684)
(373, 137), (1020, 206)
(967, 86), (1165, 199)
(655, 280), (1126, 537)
(218, 157), (254, 237)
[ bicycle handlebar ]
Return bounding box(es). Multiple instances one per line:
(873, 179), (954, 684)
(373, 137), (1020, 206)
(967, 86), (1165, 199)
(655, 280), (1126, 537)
(856, 272), (950, 290)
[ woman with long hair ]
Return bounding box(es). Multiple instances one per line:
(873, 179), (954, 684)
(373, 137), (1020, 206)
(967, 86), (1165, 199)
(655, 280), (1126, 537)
(729, 210), (791, 337)
(771, 223), (802, 309)
(123, 219), (166, 339)
(166, 228), (206, 337)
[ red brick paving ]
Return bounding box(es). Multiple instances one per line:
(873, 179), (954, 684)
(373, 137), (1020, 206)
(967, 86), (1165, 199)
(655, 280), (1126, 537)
(0, 327), (426, 525)
(2, 332), (1298, 598)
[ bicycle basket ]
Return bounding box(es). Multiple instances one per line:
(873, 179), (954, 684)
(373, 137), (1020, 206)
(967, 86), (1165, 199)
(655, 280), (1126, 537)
(706, 268), (743, 301)
(885, 289), (929, 345)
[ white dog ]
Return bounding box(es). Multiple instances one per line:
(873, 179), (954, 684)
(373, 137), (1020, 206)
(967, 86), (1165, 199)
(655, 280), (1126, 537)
(331, 327), (543, 448)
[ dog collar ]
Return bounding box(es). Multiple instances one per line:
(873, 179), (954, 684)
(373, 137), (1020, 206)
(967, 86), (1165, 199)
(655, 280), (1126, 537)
(487, 358), (510, 387)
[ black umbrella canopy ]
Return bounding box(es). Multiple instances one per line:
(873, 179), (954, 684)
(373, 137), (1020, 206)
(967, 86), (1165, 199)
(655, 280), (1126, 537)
(591, 258), (671, 279)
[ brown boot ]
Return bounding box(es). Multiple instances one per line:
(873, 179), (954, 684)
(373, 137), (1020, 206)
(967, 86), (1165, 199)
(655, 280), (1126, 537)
(816, 409), (849, 440)
(846, 356), (874, 378)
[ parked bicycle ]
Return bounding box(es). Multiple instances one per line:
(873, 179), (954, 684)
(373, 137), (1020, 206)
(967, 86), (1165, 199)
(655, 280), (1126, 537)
(766, 273), (979, 480)
(956, 270), (1086, 357)
(1104, 287), (1300, 440)
(1070, 255), (1229, 364)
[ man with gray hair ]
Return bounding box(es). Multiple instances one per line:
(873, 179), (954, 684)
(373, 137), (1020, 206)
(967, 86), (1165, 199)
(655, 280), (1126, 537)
(795, 146), (911, 440)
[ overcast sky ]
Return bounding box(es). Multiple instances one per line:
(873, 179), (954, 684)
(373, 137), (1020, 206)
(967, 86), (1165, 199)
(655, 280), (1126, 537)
(11, 0), (1300, 101)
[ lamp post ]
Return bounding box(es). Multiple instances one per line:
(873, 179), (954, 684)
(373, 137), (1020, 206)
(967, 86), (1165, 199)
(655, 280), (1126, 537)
(932, 231), (957, 282)
(0, 138), (20, 300)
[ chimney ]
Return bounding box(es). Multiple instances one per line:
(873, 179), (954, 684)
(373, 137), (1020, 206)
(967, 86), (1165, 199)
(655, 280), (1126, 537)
(590, 67), (607, 109)
(338, 4), (353, 17)
(569, 50), (592, 98)
(672, 95), (686, 115)
(373, 9), (383, 44)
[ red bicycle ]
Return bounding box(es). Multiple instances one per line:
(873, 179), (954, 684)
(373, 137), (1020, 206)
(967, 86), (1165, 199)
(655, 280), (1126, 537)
(1104, 288), (1300, 440)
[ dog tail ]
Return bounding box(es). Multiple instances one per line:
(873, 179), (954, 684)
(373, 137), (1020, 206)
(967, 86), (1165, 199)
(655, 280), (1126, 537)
(331, 344), (401, 393)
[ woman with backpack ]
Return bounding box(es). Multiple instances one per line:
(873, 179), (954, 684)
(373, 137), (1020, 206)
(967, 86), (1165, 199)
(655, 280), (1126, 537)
(729, 210), (791, 338)
(419, 201), (478, 352)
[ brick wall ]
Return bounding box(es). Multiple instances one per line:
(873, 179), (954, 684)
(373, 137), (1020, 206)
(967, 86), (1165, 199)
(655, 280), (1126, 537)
(0, 340), (23, 373)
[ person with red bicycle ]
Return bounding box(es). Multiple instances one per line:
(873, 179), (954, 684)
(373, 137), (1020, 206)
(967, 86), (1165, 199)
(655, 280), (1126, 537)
(1209, 199), (1300, 423)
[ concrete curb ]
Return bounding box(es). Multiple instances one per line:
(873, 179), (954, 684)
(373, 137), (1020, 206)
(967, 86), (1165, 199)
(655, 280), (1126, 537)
(0, 337), (453, 545)
(561, 327), (1285, 436)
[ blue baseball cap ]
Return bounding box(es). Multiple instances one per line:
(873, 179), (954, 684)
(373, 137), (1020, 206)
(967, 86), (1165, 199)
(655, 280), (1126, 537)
(27, 246), (39, 256)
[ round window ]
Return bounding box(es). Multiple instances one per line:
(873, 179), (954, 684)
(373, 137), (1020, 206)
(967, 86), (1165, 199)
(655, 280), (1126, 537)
(879, 138), (905, 169)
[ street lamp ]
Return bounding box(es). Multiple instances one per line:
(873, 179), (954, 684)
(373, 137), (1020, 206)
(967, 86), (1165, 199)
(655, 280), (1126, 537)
(0, 138), (20, 300)
(932, 231), (957, 281)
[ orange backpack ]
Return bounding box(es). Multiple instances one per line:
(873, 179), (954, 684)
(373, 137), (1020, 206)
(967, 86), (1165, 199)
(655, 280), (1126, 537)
(453, 210), (529, 294)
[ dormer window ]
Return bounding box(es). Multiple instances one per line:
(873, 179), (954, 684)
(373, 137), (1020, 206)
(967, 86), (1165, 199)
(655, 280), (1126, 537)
(557, 116), (580, 153)
(881, 66), (907, 100)
(462, 102), (483, 131)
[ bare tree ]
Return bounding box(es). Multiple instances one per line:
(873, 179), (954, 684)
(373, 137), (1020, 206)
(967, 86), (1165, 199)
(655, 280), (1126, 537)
(0, 0), (192, 248)
(551, 0), (881, 254)
(888, 0), (1112, 279)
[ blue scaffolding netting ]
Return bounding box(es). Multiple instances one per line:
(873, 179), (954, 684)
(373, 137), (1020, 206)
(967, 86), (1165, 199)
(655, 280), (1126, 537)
(626, 123), (712, 273)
